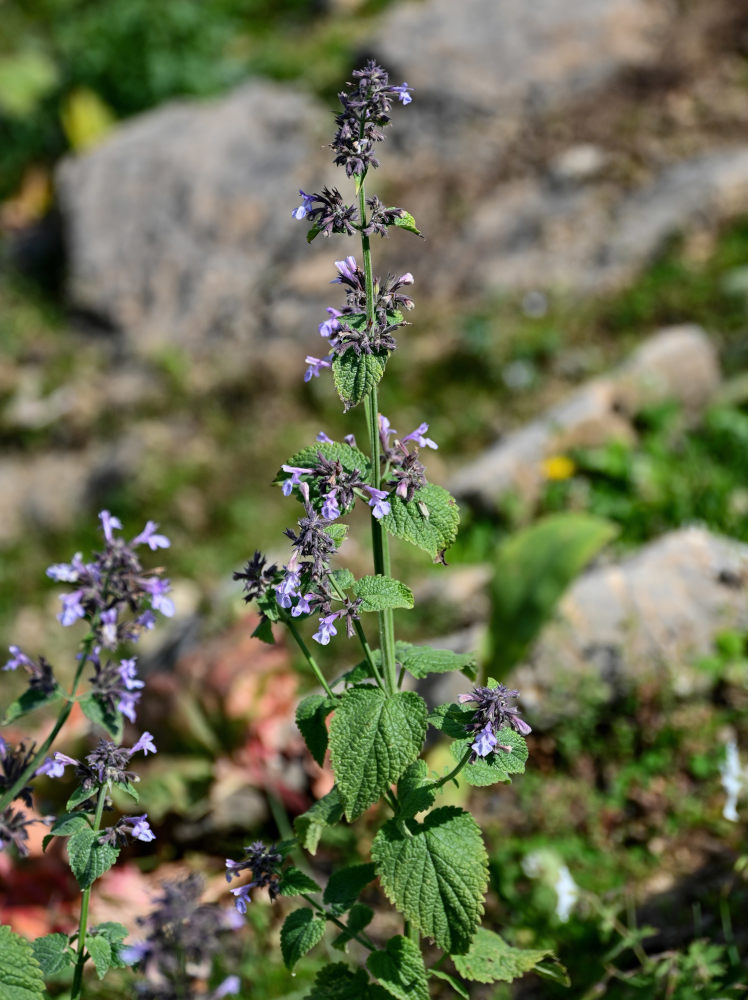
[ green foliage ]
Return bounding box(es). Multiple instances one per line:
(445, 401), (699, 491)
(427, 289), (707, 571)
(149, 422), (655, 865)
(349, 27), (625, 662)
(331, 903), (375, 951)
(87, 934), (112, 979)
(396, 760), (437, 819)
(328, 687), (427, 820)
(391, 211), (422, 237)
(2, 684), (63, 725)
(323, 862), (377, 915)
(333, 350), (390, 411)
(367, 935), (429, 1000)
(303, 963), (374, 1000)
(296, 694), (336, 766)
(382, 484), (460, 563)
(294, 785), (345, 855)
(0, 925), (46, 1000)
(278, 867), (322, 897)
(392, 642), (477, 680)
(488, 512), (618, 677)
(451, 726), (529, 787)
(371, 806), (488, 955)
(352, 575), (414, 612)
(452, 927), (560, 984)
(92, 923), (131, 969)
(67, 828), (119, 890)
(280, 909), (326, 970)
(281, 442), (372, 507)
(31, 933), (73, 977)
(79, 692), (124, 741)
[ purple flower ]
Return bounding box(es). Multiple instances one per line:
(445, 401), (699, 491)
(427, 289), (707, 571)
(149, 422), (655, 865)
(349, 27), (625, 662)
(321, 490), (341, 521)
(132, 521), (170, 551)
(128, 814), (156, 842)
(472, 726), (498, 758)
(291, 593), (315, 618)
(313, 613), (340, 646)
(344, 433), (357, 447)
(137, 610), (156, 630)
(120, 942), (149, 965)
(304, 355), (332, 382)
(291, 190), (315, 220)
(316, 431), (333, 444)
(332, 256), (358, 283)
(100, 608), (118, 648)
(230, 883), (255, 914)
(36, 756), (66, 778)
(319, 308), (343, 339)
(3, 645), (32, 671)
(99, 510), (123, 544)
(58, 590), (86, 626)
(403, 422), (438, 450)
(281, 464), (312, 496)
(51, 751), (80, 776)
(118, 657), (144, 691)
(46, 553), (85, 582)
(379, 414), (397, 450)
(130, 731), (157, 756)
(142, 578), (175, 617)
(363, 485), (391, 519)
(393, 83), (413, 105)
(213, 976), (241, 998)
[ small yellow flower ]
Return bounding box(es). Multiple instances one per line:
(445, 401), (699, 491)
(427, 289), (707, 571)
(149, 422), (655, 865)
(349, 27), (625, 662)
(542, 455), (576, 481)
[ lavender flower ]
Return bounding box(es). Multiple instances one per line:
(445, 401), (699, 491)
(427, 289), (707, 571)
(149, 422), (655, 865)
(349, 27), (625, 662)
(280, 464), (313, 496)
(297, 186), (359, 236)
(225, 841), (282, 911)
(304, 354), (332, 382)
(316, 431), (334, 443)
(362, 195), (404, 237)
(50, 732), (157, 791)
(319, 309), (343, 339)
(458, 684), (531, 761)
(313, 612), (341, 646)
(3, 645), (33, 671)
(1, 648), (56, 693)
(363, 485), (392, 519)
(88, 654), (145, 724)
(402, 422), (438, 450)
(321, 490), (341, 520)
(291, 190), (315, 220)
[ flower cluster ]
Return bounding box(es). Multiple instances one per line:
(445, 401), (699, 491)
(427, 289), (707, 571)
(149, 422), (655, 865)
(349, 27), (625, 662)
(232, 551), (279, 603)
(458, 684), (532, 761)
(46, 511), (173, 647)
(42, 730), (157, 789)
(225, 841), (282, 914)
(87, 654), (145, 724)
(123, 874), (241, 1000)
(0, 738), (49, 855)
(3, 646), (56, 692)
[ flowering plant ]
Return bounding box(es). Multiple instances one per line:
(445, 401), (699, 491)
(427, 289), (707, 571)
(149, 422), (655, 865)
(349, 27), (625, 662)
(229, 62), (562, 995)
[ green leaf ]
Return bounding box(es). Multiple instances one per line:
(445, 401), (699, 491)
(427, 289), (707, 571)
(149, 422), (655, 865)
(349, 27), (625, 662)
(330, 568), (356, 591)
(280, 909), (326, 970)
(294, 785), (345, 855)
(353, 576), (414, 612)
(450, 726), (529, 787)
(393, 642), (477, 681)
(0, 924), (46, 1000)
(430, 969), (469, 998)
(252, 615), (275, 644)
(396, 761), (436, 819)
(91, 923), (130, 970)
(87, 934), (112, 979)
(332, 660), (376, 688)
(332, 903), (375, 951)
(452, 928), (557, 984)
(488, 512), (618, 677)
(392, 211), (422, 237)
(329, 688), (427, 820)
(428, 702), (473, 739)
(278, 867), (322, 897)
(281, 442), (372, 505)
(296, 694), (336, 766)
(303, 963), (370, 1000)
(31, 933), (73, 977)
(371, 806), (488, 955)
(332, 350), (389, 412)
(67, 829), (119, 890)
(43, 812), (91, 851)
(79, 693), (123, 740)
(3, 684), (63, 725)
(112, 779), (139, 803)
(66, 784), (98, 811)
(382, 484), (460, 564)
(367, 935), (429, 1000)
(325, 523), (349, 547)
(306, 225), (323, 243)
(323, 862), (377, 915)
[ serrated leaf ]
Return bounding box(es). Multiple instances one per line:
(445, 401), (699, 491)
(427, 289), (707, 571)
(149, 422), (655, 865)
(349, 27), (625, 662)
(252, 615), (275, 644)
(92, 922), (128, 943)
(392, 211), (422, 236)
(332, 903), (375, 950)
(87, 934), (112, 979)
(332, 350), (389, 412)
(67, 829), (119, 890)
(430, 969), (469, 998)
(323, 863), (376, 915)
(31, 933), (73, 976)
(371, 806), (488, 955)
(325, 523), (349, 547)
(330, 568), (356, 591)
(368, 935), (429, 1000)
(51, 813), (92, 836)
(450, 726), (529, 787)
(394, 642), (477, 680)
(0, 924), (46, 1000)
(329, 688), (427, 820)
(488, 512), (618, 677)
(296, 695), (336, 766)
(113, 779), (139, 803)
(66, 784), (98, 811)
(79, 693), (123, 740)
(332, 660), (377, 688)
(278, 867), (322, 897)
(303, 962), (370, 1000)
(280, 909), (326, 970)
(280, 442), (371, 504)
(396, 760), (436, 819)
(428, 702), (473, 739)
(294, 785), (345, 855)
(382, 484), (460, 564)
(452, 928), (557, 984)
(353, 576), (414, 612)
(3, 684), (63, 724)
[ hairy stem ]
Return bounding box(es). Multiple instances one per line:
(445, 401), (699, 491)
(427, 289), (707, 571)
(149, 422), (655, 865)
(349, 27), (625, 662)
(0, 633), (96, 812)
(71, 782), (108, 999)
(429, 750), (472, 791)
(358, 178), (398, 697)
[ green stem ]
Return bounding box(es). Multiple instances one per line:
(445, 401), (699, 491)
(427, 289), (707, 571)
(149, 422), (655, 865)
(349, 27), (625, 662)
(0, 633), (96, 812)
(358, 178), (398, 697)
(328, 575), (385, 690)
(286, 619), (335, 699)
(71, 783), (108, 999)
(301, 893), (377, 952)
(429, 750), (472, 792)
